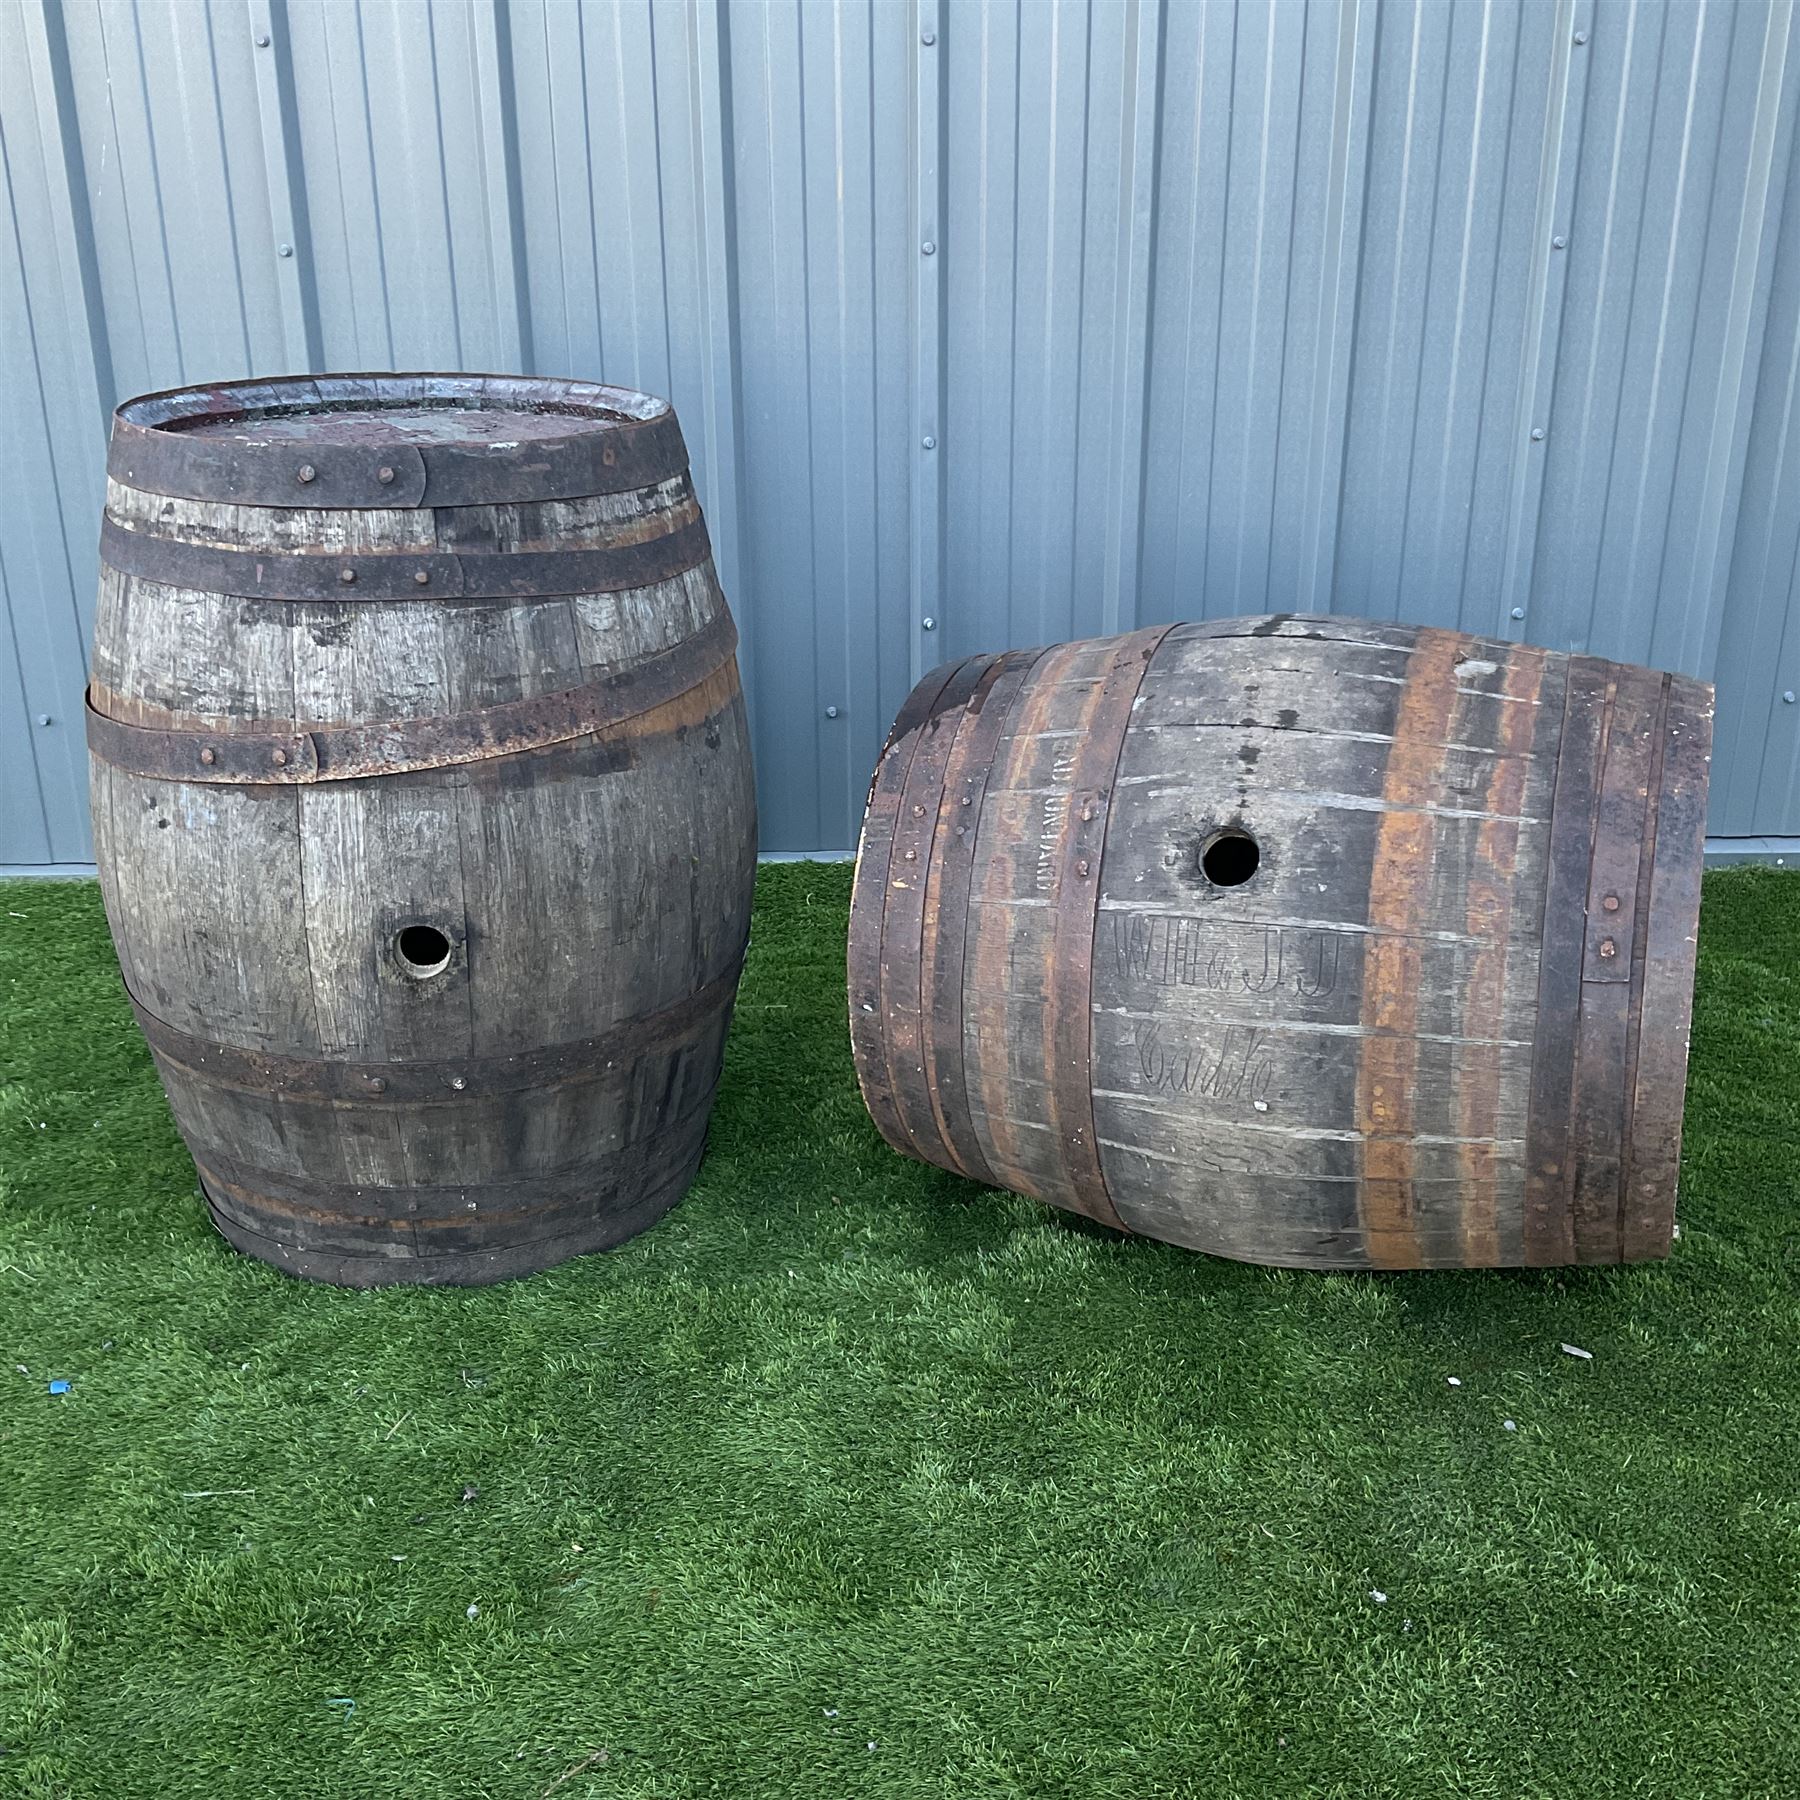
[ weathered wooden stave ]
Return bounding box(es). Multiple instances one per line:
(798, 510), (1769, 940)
(89, 373), (756, 1286)
(849, 616), (1712, 1271)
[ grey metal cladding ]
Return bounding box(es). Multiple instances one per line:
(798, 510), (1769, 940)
(3, 0), (1798, 862)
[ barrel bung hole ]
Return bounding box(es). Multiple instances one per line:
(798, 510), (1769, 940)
(1201, 829), (1260, 887)
(396, 923), (453, 978)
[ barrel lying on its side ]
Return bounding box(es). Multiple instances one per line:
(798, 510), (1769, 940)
(90, 373), (756, 1285)
(850, 617), (1712, 1270)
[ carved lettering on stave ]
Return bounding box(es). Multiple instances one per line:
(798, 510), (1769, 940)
(1134, 1021), (1276, 1106)
(1033, 790), (1070, 894)
(1110, 912), (1341, 1000)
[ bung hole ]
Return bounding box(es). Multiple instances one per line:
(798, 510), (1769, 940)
(1201, 829), (1260, 888)
(396, 923), (452, 977)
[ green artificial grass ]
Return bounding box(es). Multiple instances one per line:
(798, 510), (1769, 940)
(2, 864), (1798, 1798)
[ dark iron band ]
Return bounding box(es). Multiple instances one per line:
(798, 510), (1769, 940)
(878, 653), (1001, 1168)
(107, 373), (691, 508)
(192, 1098), (713, 1261)
(129, 959), (743, 1105)
(922, 649), (1044, 1190)
(1521, 658), (1612, 1265)
(86, 606), (737, 785)
(1566, 663), (1668, 1264)
(1521, 657), (1679, 1266)
(1620, 675), (1713, 1260)
(1049, 625), (1178, 1233)
(196, 1152), (702, 1286)
(191, 1091), (717, 1280)
(846, 655), (987, 1163)
(100, 512), (710, 603)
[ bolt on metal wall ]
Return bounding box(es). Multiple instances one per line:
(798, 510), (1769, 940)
(3, 0), (1799, 863)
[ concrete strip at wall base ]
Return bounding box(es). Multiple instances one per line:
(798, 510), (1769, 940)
(1701, 837), (1800, 867)
(5, 840), (1787, 883)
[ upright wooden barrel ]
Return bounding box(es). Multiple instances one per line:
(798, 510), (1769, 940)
(850, 617), (1712, 1271)
(89, 373), (756, 1286)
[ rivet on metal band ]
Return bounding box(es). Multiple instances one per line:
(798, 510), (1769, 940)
(99, 513), (711, 605)
(123, 959), (745, 1105)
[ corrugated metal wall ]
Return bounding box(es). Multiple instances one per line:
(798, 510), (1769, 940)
(5, 0), (1800, 863)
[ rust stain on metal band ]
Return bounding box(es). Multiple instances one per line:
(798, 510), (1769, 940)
(1356, 626), (1463, 1267)
(1453, 642), (1545, 1265)
(128, 961), (742, 1105)
(1046, 624), (1175, 1232)
(1613, 673), (1671, 1259)
(1620, 676), (1713, 1259)
(85, 607), (737, 785)
(604, 655), (743, 741)
(100, 511), (710, 602)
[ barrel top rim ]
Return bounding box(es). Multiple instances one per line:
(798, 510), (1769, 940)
(114, 372), (671, 435)
(107, 373), (689, 508)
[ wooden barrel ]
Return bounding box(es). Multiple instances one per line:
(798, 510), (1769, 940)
(850, 616), (1712, 1271)
(89, 373), (756, 1286)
